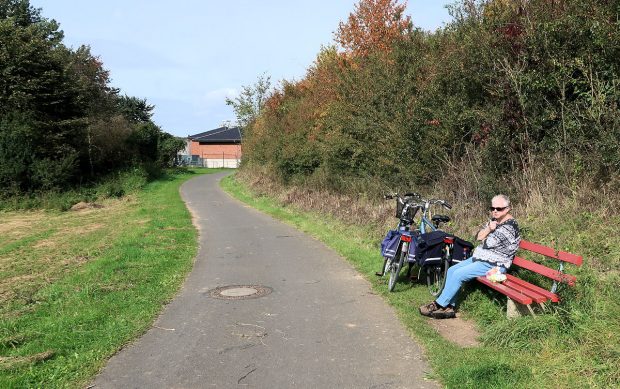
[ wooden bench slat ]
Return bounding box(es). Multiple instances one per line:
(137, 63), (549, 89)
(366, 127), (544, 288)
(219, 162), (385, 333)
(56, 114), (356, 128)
(476, 276), (533, 305)
(502, 279), (549, 303)
(505, 274), (560, 302)
(513, 256), (577, 286)
(519, 240), (583, 266)
(557, 250), (583, 266)
(473, 240), (581, 311)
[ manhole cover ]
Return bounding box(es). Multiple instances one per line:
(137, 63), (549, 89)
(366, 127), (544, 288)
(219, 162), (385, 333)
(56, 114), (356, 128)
(207, 285), (272, 300)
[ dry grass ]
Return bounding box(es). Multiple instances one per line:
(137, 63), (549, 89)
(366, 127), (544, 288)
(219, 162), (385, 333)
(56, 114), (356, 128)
(0, 197), (137, 313)
(0, 350), (54, 371)
(236, 156), (620, 273)
(235, 168), (394, 237)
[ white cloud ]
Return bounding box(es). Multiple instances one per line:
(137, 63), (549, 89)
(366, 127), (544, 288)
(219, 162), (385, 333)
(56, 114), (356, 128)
(202, 88), (239, 103)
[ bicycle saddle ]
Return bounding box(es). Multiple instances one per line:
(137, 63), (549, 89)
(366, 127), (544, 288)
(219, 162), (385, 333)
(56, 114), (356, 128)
(432, 215), (451, 224)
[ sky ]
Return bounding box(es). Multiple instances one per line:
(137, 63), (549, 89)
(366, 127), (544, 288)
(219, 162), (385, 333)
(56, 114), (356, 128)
(29, 1), (453, 137)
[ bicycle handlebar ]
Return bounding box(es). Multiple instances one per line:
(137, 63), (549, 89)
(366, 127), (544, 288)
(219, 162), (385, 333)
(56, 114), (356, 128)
(384, 193), (452, 212)
(404, 192), (421, 199)
(441, 200), (452, 209)
(384, 192), (420, 200)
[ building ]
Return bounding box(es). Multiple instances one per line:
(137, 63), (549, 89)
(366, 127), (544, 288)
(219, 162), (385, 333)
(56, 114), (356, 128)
(183, 126), (242, 168)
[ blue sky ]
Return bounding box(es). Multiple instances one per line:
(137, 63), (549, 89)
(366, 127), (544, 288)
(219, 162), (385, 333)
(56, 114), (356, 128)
(30, 1), (452, 137)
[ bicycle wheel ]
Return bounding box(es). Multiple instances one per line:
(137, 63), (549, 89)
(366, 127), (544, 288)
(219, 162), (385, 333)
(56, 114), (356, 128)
(388, 242), (406, 292)
(426, 258), (449, 296)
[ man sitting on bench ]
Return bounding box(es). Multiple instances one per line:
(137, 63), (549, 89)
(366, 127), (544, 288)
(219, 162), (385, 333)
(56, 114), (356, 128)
(419, 194), (521, 319)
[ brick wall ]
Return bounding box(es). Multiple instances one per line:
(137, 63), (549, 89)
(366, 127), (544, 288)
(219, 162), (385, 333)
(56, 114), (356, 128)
(190, 142), (242, 159)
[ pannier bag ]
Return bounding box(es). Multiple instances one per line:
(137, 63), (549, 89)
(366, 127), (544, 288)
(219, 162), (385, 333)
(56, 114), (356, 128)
(416, 230), (450, 266)
(406, 230), (420, 263)
(380, 230), (401, 260)
(452, 236), (474, 263)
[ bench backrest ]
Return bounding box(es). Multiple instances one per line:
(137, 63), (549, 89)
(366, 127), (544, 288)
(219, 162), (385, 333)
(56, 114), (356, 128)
(512, 240), (583, 287)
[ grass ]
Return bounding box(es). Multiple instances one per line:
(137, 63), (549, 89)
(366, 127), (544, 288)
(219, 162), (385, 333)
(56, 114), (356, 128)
(0, 168), (226, 388)
(0, 166), (157, 211)
(220, 173), (620, 389)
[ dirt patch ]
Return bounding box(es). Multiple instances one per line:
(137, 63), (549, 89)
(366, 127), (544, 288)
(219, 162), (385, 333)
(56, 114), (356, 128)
(70, 202), (103, 211)
(0, 212), (46, 235)
(0, 350), (54, 370)
(428, 315), (481, 347)
(62, 223), (104, 235)
(33, 239), (57, 248)
(185, 204), (201, 234)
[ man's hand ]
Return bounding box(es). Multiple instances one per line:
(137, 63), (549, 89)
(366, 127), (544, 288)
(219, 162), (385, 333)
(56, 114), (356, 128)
(489, 220), (497, 231)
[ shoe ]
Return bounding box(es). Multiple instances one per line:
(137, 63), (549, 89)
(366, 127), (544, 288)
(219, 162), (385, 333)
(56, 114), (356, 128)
(431, 306), (456, 319)
(419, 301), (440, 317)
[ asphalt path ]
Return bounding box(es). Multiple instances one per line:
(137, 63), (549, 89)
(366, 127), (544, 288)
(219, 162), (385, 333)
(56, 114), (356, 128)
(92, 172), (438, 388)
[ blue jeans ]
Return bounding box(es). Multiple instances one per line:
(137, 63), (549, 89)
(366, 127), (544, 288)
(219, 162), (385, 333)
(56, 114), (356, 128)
(436, 258), (499, 307)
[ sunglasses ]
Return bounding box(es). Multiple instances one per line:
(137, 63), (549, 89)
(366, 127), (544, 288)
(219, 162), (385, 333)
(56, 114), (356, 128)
(489, 206), (508, 212)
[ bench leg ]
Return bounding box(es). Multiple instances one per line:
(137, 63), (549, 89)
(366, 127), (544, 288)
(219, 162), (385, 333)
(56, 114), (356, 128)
(506, 298), (536, 318)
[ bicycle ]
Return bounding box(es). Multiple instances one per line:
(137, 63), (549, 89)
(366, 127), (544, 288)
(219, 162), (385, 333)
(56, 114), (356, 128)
(377, 192), (420, 292)
(378, 193), (454, 295)
(413, 196), (454, 296)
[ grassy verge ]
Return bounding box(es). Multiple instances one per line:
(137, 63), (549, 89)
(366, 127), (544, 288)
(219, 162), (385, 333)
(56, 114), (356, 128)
(0, 165), (172, 211)
(220, 173), (620, 388)
(0, 168), (225, 387)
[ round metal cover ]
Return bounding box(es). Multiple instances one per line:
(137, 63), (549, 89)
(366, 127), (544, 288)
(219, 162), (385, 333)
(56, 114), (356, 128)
(207, 285), (272, 300)
(221, 287), (257, 297)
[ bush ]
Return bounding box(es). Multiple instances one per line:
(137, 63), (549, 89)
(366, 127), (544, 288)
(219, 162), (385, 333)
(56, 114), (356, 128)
(238, 0), (620, 194)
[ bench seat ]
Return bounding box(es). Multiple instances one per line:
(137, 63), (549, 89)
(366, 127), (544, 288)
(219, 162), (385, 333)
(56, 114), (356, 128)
(476, 274), (558, 305)
(475, 239), (582, 315)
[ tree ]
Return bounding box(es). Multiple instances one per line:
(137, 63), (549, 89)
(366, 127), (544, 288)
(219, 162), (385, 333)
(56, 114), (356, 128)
(0, 0), (49, 27)
(117, 95), (154, 124)
(225, 73), (272, 132)
(335, 0), (412, 58)
(0, 0), (84, 191)
(158, 134), (185, 167)
(0, 0), (184, 195)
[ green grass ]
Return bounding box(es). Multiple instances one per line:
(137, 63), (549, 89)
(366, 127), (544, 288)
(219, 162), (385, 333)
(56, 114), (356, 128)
(220, 173), (620, 389)
(0, 165), (163, 211)
(0, 168), (227, 388)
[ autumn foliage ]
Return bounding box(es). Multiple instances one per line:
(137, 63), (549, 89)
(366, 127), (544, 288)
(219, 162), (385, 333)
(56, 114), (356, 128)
(239, 0), (620, 199)
(335, 0), (412, 57)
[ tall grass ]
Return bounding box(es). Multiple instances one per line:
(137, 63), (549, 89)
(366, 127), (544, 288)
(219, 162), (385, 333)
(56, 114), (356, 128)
(0, 166), (194, 212)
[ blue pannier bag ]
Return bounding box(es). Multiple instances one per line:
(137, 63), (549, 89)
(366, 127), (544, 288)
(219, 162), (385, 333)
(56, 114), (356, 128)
(452, 236), (474, 264)
(407, 231), (419, 263)
(416, 230), (450, 266)
(380, 230), (401, 260)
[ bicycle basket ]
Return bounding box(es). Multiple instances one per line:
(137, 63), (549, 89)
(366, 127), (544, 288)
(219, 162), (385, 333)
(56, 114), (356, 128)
(395, 199), (418, 220)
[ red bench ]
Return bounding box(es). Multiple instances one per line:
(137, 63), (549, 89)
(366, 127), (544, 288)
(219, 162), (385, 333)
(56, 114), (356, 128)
(477, 240), (583, 317)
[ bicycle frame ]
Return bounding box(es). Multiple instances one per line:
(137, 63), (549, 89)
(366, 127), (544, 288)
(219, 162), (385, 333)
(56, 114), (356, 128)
(381, 192), (454, 295)
(417, 198), (449, 233)
(412, 198), (454, 296)
(418, 216), (436, 234)
(380, 193), (419, 290)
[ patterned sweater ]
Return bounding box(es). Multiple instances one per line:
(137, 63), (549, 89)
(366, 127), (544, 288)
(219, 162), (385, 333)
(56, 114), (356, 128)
(472, 218), (521, 268)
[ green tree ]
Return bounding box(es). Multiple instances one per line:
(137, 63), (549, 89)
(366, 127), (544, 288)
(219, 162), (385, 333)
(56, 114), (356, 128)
(0, 0), (83, 192)
(117, 95), (155, 124)
(158, 134), (186, 167)
(225, 73), (272, 132)
(0, 0), (179, 194)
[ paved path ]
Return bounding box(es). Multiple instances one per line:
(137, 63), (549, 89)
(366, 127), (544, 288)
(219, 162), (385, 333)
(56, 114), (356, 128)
(93, 172), (437, 388)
